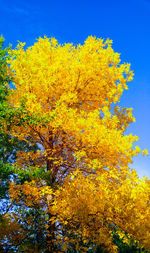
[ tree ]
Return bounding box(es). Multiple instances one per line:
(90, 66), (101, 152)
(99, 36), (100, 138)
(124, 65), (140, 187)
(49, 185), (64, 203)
(2, 36), (150, 252)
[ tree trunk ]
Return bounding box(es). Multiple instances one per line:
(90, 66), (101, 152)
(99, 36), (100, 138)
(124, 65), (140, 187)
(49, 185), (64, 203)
(45, 214), (56, 253)
(45, 132), (57, 252)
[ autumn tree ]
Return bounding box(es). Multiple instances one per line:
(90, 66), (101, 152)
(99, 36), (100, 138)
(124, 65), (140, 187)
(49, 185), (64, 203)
(2, 36), (150, 252)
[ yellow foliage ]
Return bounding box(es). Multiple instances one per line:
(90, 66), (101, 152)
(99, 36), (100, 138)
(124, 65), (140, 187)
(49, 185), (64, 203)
(6, 36), (150, 252)
(7, 36), (139, 176)
(51, 170), (150, 252)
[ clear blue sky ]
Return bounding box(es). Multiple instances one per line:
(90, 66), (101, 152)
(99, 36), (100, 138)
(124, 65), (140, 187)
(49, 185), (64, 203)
(0, 0), (150, 177)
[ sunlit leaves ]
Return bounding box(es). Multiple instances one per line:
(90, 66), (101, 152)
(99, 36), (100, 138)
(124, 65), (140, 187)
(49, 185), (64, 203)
(3, 36), (150, 252)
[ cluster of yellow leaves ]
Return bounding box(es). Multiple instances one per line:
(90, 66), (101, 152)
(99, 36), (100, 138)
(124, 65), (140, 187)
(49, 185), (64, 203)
(6, 36), (149, 251)
(2, 181), (52, 252)
(9, 180), (53, 207)
(50, 170), (150, 252)
(7, 36), (141, 176)
(8, 36), (133, 112)
(8, 169), (150, 252)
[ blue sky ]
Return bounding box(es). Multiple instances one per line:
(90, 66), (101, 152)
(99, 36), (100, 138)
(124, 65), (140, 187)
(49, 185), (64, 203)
(0, 0), (150, 177)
